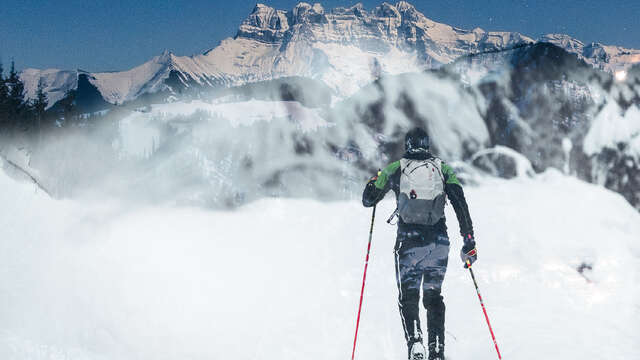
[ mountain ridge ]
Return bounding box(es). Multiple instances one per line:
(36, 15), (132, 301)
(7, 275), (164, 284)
(20, 1), (640, 109)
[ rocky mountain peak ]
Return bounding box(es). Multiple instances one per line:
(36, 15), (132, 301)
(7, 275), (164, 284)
(332, 3), (366, 17)
(237, 3), (289, 42)
(291, 2), (327, 25)
(539, 33), (640, 71)
(158, 49), (175, 64)
(539, 34), (585, 53)
(395, 1), (420, 16)
(372, 2), (401, 19)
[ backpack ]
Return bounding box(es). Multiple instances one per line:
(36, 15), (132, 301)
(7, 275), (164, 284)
(398, 157), (446, 225)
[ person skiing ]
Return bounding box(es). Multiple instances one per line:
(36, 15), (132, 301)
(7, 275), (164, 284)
(362, 127), (477, 360)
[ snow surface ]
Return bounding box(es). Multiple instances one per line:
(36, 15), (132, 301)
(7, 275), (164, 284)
(20, 68), (77, 108)
(583, 100), (640, 158)
(540, 33), (640, 73)
(145, 99), (326, 130)
(470, 145), (535, 178)
(90, 51), (176, 104)
(1, 164), (638, 360)
(117, 99), (329, 159)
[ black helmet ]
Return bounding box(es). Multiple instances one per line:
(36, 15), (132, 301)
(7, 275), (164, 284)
(405, 127), (429, 153)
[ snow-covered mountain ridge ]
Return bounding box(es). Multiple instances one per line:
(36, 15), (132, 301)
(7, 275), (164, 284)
(20, 1), (640, 108)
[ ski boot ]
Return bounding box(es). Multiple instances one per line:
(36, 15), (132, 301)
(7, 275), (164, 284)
(408, 339), (426, 360)
(424, 290), (445, 360)
(427, 340), (444, 360)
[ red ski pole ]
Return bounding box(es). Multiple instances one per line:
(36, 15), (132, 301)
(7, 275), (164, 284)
(466, 259), (502, 359)
(351, 205), (376, 360)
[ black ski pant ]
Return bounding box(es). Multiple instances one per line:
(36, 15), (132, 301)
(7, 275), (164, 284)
(394, 228), (449, 351)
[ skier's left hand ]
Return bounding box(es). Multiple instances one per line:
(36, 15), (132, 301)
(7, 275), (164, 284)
(460, 233), (477, 268)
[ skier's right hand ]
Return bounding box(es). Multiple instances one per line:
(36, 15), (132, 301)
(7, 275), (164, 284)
(362, 169), (383, 207)
(366, 170), (381, 186)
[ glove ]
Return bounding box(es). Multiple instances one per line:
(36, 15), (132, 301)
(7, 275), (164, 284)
(366, 170), (381, 186)
(460, 233), (477, 268)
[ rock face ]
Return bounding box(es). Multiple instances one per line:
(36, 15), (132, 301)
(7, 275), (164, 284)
(237, 4), (290, 42)
(23, 1), (639, 110)
(329, 41), (640, 210)
(446, 43), (640, 210)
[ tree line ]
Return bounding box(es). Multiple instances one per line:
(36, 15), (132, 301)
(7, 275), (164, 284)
(0, 60), (78, 135)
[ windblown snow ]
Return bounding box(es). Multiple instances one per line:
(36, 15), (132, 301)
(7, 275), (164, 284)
(118, 99), (329, 159)
(583, 100), (640, 158)
(1, 163), (638, 360)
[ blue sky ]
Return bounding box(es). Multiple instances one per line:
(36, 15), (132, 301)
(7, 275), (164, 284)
(2, 0), (639, 72)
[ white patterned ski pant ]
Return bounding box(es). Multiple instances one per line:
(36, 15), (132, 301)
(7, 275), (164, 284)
(394, 228), (449, 349)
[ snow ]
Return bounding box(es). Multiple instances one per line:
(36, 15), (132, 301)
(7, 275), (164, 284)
(1, 164), (638, 360)
(332, 70), (490, 161)
(470, 145), (535, 178)
(20, 68), (77, 109)
(117, 99), (329, 159)
(583, 102), (640, 158)
(238, 3), (290, 39)
(541, 33), (640, 73)
(313, 43), (422, 96)
(562, 137), (573, 175)
(89, 52), (174, 104)
(149, 99), (327, 129)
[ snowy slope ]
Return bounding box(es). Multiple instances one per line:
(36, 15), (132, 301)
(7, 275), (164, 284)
(583, 101), (640, 159)
(1, 163), (638, 360)
(88, 51), (176, 104)
(21, 68), (77, 107)
(117, 99), (328, 159)
(541, 33), (640, 72)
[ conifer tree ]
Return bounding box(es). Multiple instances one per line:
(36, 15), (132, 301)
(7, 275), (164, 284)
(6, 60), (27, 128)
(32, 78), (48, 135)
(0, 62), (9, 129)
(59, 89), (77, 125)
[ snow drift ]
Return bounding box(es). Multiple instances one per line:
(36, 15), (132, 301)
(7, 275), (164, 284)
(1, 163), (638, 360)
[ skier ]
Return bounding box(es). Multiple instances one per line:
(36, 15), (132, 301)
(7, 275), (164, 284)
(362, 128), (477, 360)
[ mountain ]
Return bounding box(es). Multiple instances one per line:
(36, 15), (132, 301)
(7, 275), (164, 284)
(319, 41), (639, 210)
(20, 1), (640, 110)
(12, 42), (640, 211)
(541, 33), (640, 72)
(21, 68), (77, 108)
(10, 2), (640, 212)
